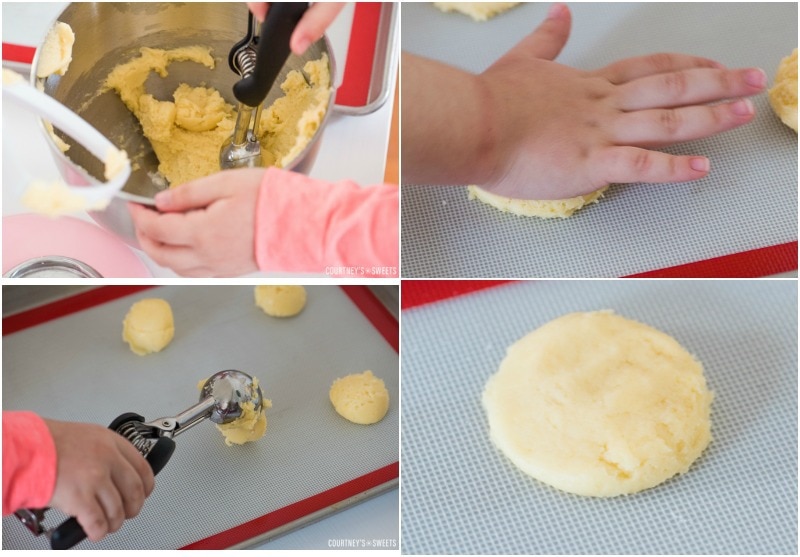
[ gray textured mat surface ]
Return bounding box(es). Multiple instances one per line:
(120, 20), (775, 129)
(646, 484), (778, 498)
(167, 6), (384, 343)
(401, 280), (797, 554)
(3, 286), (398, 549)
(401, 2), (798, 277)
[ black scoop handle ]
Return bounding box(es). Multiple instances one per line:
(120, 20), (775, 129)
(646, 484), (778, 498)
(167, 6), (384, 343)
(233, 2), (309, 107)
(48, 414), (175, 550)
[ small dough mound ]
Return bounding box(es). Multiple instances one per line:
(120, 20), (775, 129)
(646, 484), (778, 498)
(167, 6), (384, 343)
(768, 48), (798, 132)
(198, 378), (272, 446)
(37, 22), (74, 78)
(482, 311), (713, 497)
(329, 370), (389, 425)
(122, 298), (175, 356)
(254, 286), (307, 317)
(468, 185), (607, 219)
(434, 2), (520, 21)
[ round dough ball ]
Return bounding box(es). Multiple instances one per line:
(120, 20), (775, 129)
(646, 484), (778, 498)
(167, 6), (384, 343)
(329, 370), (389, 425)
(467, 185), (607, 219)
(482, 311), (713, 497)
(122, 298), (175, 356)
(254, 286), (306, 317)
(768, 48), (797, 132)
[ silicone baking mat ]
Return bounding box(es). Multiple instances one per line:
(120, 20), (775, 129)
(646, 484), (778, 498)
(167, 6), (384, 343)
(2, 286), (398, 549)
(401, 2), (798, 277)
(401, 280), (797, 554)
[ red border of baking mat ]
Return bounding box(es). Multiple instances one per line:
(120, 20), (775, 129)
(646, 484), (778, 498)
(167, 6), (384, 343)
(402, 280), (515, 310)
(183, 461), (398, 549)
(2, 285), (154, 335)
(1, 2), (385, 109)
(2, 285), (399, 549)
(626, 241), (797, 278)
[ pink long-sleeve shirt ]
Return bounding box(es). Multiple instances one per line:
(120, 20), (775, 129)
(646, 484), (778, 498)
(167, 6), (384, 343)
(255, 167), (399, 277)
(3, 411), (57, 515)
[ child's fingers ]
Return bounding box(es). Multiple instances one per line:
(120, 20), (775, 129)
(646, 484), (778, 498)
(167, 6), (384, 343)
(94, 488), (124, 535)
(135, 232), (200, 274)
(114, 435), (155, 498)
(595, 146), (709, 185)
(615, 67), (766, 111)
(291, 3), (346, 55)
(513, 2), (572, 61)
(247, 2), (268, 23)
(128, 204), (195, 247)
(76, 499), (109, 542)
(611, 99), (755, 147)
(596, 53), (724, 84)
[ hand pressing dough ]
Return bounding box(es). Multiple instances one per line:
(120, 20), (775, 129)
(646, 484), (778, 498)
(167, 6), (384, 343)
(434, 2), (520, 21)
(104, 47), (331, 186)
(197, 377), (272, 446)
(482, 311), (713, 497)
(37, 22), (74, 78)
(468, 185), (607, 218)
(329, 370), (390, 425)
(122, 298), (175, 355)
(254, 285), (307, 317)
(768, 48), (797, 132)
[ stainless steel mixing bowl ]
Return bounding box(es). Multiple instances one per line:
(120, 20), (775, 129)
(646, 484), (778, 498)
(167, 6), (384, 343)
(32, 2), (336, 247)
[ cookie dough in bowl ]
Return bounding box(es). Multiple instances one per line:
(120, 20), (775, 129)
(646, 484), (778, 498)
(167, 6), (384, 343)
(254, 285), (307, 317)
(482, 311), (713, 497)
(122, 298), (175, 355)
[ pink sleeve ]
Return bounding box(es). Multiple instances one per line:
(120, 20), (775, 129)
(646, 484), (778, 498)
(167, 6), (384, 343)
(254, 167), (399, 277)
(3, 411), (57, 515)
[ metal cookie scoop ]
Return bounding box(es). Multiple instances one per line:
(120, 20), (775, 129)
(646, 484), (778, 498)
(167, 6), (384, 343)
(16, 370), (263, 550)
(219, 3), (308, 170)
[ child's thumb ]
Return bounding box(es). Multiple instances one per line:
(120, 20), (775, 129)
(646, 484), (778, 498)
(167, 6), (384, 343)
(518, 3), (572, 61)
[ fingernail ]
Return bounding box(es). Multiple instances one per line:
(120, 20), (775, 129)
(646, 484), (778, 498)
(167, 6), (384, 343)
(731, 98), (754, 116)
(293, 37), (312, 55)
(547, 3), (567, 19)
(154, 190), (172, 206)
(690, 157), (710, 172)
(744, 68), (766, 88)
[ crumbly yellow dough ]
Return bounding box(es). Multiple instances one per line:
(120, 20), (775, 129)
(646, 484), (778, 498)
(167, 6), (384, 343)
(36, 22), (74, 78)
(433, 2), (520, 21)
(21, 180), (109, 217)
(104, 46), (331, 186)
(2, 68), (25, 85)
(122, 298), (175, 356)
(104, 146), (129, 180)
(482, 311), (713, 497)
(329, 370), (390, 425)
(198, 377), (272, 446)
(768, 48), (797, 132)
(254, 285), (307, 317)
(468, 185), (607, 218)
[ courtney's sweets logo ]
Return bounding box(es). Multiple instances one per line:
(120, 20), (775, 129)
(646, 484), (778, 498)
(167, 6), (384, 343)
(324, 266), (398, 277)
(328, 538), (398, 548)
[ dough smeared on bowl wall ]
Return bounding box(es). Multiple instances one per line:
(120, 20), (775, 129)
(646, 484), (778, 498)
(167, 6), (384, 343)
(104, 47), (332, 187)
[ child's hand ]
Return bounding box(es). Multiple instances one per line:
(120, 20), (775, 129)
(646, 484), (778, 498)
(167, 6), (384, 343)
(128, 169), (264, 277)
(44, 419), (154, 542)
(403, 3), (767, 200)
(246, 2), (346, 55)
